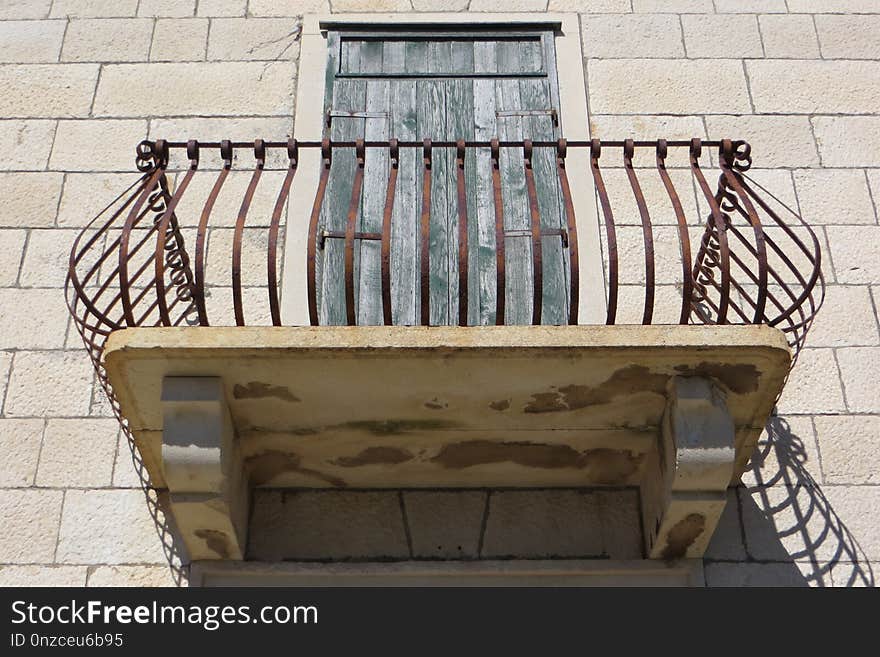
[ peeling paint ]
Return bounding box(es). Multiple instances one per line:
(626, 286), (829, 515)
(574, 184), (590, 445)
(340, 419), (458, 436)
(661, 513), (706, 560)
(194, 529), (231, 559)
(424, 398), (448, 410)
(332, 446), (414, 468)
(431, 440), (643, 482)
(583, 448), (645, 485)
(233, 381), (300, 402)
(673, 362), (759, 394)
(524, 365), (667, 413)
(246, 450), (346, 487)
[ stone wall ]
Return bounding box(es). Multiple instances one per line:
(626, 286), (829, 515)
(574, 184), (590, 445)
(0, 0), (877, 587)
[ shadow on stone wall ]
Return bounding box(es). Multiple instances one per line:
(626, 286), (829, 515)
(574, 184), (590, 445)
(122, 440), (189, 587)
(723, 416), (874, 587)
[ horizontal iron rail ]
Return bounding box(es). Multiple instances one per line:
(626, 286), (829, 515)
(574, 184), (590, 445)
(145, 139), (739, 150)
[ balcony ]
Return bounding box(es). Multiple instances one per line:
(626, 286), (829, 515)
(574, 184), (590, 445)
(66, 136), (823, 568)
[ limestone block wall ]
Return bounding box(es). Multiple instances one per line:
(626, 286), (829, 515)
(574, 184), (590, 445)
(0, 0), (877, 587)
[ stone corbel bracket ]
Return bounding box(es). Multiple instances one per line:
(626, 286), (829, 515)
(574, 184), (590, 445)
(643, 376), (736, 560)
(161, 377), (249, 560)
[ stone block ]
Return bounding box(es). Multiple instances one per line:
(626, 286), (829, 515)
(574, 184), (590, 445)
(815, 415), (880, 485)
(826, 226), (880, 284)
(683, 14), (762, 58)
(56, 489), (170, 564)
(57, 172), (145, 227)
(817, 14), (880, 59)
(0, 64), (98, 118)
(759, 14), (820, 59)
(748, 60), (880, 114)
(61, 18), (152, 62)
(138, 0), (196, 17)
(0, 120), (56, 170)
(806, 286), (879, 348)
(581, 15), (683, 59)
(836, 346), (880, 413)
(0, 1), (52, 19)
(596, 489), (643, 559)
(481, 490), (604, 558)
(0, 489), (63, 564)
(87, 565), (178, 586)
(0, 173), (64, 227)
(150, 18), (209, 62)
(4, 350), (93, 417)
(794, 169), (876, 225)
(248, 490), (410, 560)
(705, 115), (819, 168)
(704, 488), (747, 560)
(0, 230), (27, 286)
(207, 18), (301, 61)
(403, 490), (486, 558)
(822, 485), (880, 561)
(248, 0), (328, 16)
(0, 19), (65, 63)
(705, 562), (819, 587)
(51, 0), (139, 17)
(20, 229), (80, 287)
(589, 59), (751, 114)
(788, 0), (879, 9)
(813, 116), (880, 168)
(741, 415), (822, 488)
(588, 114), (706, 168)
(36, 418), (119, 487)
(776, 348), (846, 414)
(0, 566), (87, 586)
(50, 120), (149, 171)
(93, 62), (295, 117)
(198, 0), (247, 17)
(0, 419), (44, 487)
(633, 0), (712, 11)
(715, 0), (786, 10)
(0, 290), (71, 350)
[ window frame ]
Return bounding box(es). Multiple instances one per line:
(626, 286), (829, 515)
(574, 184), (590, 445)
(281, 13), (604, 326)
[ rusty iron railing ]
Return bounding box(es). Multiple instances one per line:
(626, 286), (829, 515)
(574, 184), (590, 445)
(66, 136), (823, 438)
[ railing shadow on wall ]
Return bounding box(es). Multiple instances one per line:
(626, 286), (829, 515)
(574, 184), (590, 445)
(731, 416), (875, 587)
(66, 136), (841, 584)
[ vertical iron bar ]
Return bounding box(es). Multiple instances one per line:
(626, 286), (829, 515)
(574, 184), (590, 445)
(344, 139), (366, 326)
(267, 139), (298, 326)
(307, 139), (332, 326)
(232, 139), (265, 327)
(555, 138), (579, 325)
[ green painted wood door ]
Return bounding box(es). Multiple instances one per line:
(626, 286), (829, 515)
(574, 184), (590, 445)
(316, 28), (570, 326)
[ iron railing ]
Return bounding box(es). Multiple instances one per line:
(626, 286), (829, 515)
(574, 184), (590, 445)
(66, 136), (823, 435)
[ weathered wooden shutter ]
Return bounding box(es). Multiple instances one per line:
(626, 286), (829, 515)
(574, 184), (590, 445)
(317, 28), (570, 326)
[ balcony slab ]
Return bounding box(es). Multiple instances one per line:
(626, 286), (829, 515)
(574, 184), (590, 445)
(104, 325), (789, 561)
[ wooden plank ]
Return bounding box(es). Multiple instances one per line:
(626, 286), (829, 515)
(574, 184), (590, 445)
(447, 41), (476, 325)
(540, 29), (571, 323)
(519, 38), (566, 325)
(496, 40), (531, 325)
(357, 40), (387, 326)
(420, 40), (452, 326)
(320, 44), (366, 325)
(472, 40), (498, 325)
(386, 41), (424, 325)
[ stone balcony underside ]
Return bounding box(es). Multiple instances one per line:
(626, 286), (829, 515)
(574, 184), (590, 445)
(104, 324), (790, 565)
